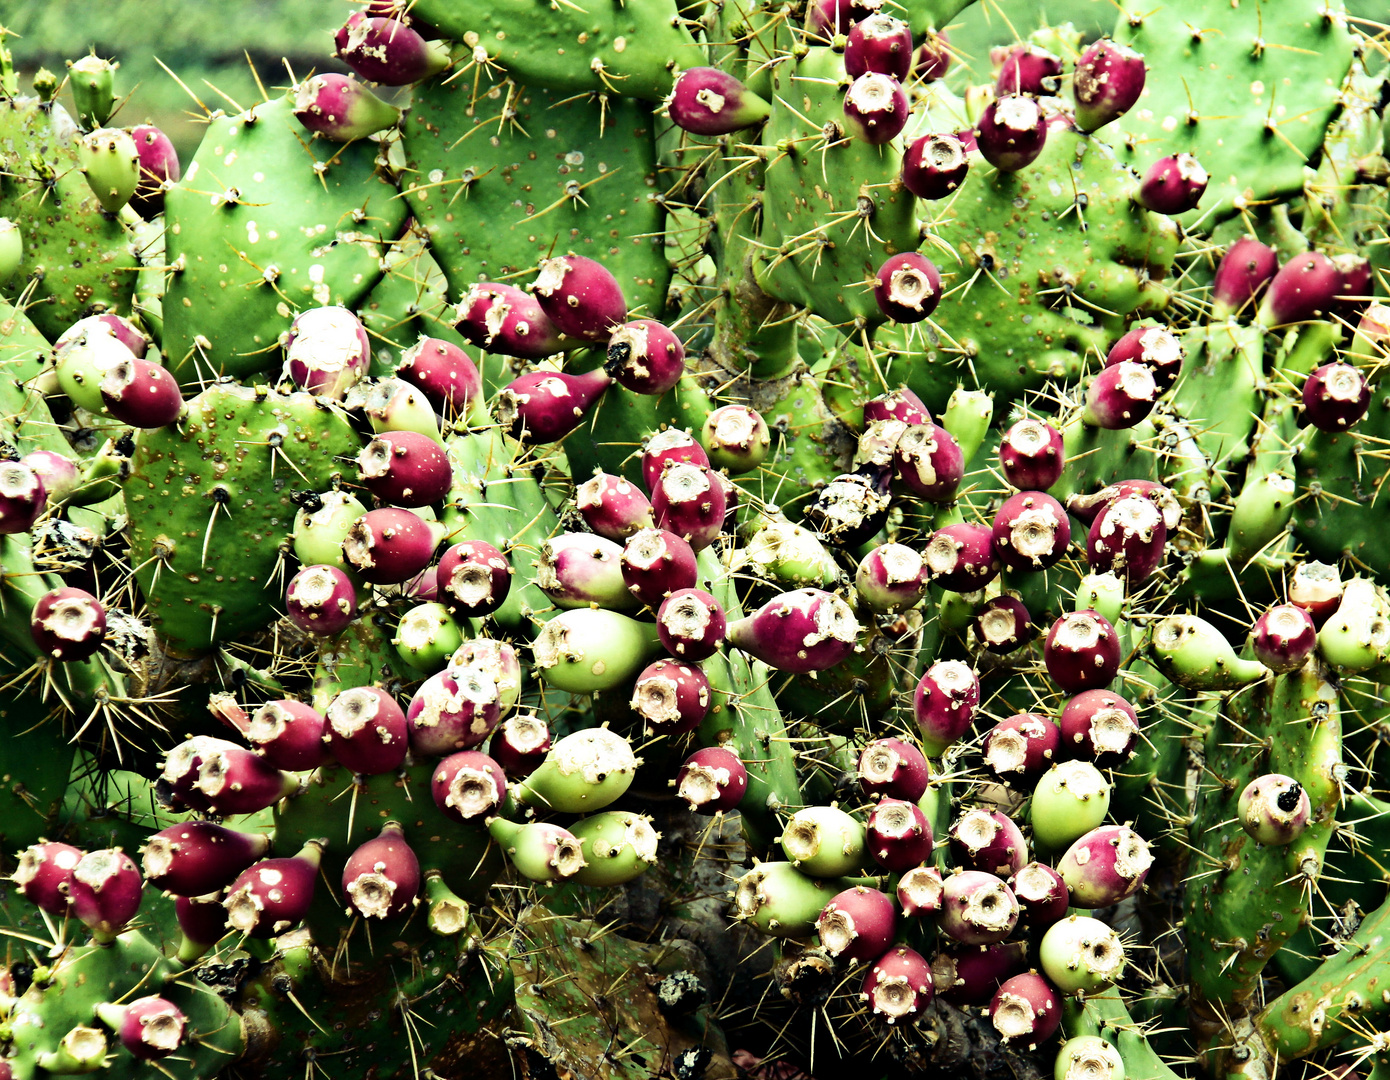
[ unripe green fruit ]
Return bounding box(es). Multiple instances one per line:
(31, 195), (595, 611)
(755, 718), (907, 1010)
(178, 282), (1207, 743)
(79, 128), (140, 214)
(1228, 472), (1296, 564)
(1150, 614), (1269, 690)
(733, 860), (842, 937)
(779, 805), (866, 877)
(68, 54), (118, 128)
(1039, 915), (1125, 994)
(1030, 760), (1111, 851)
(393, 602), (464, 673)
(943, 387), (994, 462)
(568, 811), (659, 886)
(1055, 1036), (1125, 1080)
(293, 491), (368, 569)
(531, 609), (661, 693)
(515, 727), (638, 813)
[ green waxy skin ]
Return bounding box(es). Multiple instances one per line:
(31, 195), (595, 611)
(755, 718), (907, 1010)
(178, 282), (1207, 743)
(567, 810), (660, 887)
(66, 54), (117, 130)
(1227, 471), (1297, 565)
(531, 608), (662, 694)
(942, 388), (995, 464)
(292, 490), (367, 569)
(162, 97), (405, 384)
(515, 727), (638, 813)
(402, 70), (669, 322)
(732, 859), (845, 937)
(778, 804), (866, 878)
(1063, 993), (1186, 1080)
(1031, 761), (1112, 852)
(393, 601), (465, 674)
(1316, 577), (1390, 673)
(78, 127), (140, 214)
(1183, 664), (1341, 1029)
(1148, 614), (1270, 691)
(124, 382), (359, 653)
(1113, 0), (1355, 227)
(0, 97), (137, 339)
(1169, 322), (1263, 489)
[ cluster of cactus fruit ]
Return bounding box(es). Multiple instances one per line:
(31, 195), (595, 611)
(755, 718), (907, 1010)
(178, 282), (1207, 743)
(0, 0), (1388, 1076)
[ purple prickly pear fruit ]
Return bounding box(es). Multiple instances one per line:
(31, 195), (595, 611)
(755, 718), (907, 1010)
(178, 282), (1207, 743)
(999, 418), (1065, 491)
(498, 368), (612, 443)
(436, 540), (512, 618)
(13, 842), (83, 915)
(991, 972), (1062, 1046)
(283, 306), (371, 400)
(976, 96), (1047, 172)
(641, 429), (711, 490)
(915, 29), (951, 81)
(1238, 774), (1312, 845)
(605, 319), (685, 395)
(939, 871), (1020, 945)
(620, 528), (698, 608)
(975, 595), (1034, 654)
(894, 424), (965, 501)
(357, 430), (452, 508)
(728, 589), (859, 674)
(29, 587), (106, 662)
(455, 282), (568, 359)
(651, 463), (726, 551)
(703, 405), (771, 473)
(175, 895), (228, 960)
(845, 15), (914, 80)
(991, 490), (1071, 572)
(1085, 493), (1167, 584)
(1009, 862), (1070, 927)
(406, 669), (501, 756)
(983, 713), (1060, 786)
(1302, 362), (1370, 431)
(939, 941), (1030, 1005)
(924, 523), (999, 594)
(326, 686), (409, 774)
(818, 886), (898, 962)
(656, 589), (726, 662)
(99, 997), (185, 1060)
(855, 543), (930, 612)
(862, 946), (934, 1024)
(1057, 824), (1152, 907)
(489, 713), (550, 779)
(129, 125), (180, 218)
(914, 660), (979, 755)
(806, 0), (882, 35)
(949, 809), (1028, 878)
(1289, 561), (1342, 628)
(874, 252), (941, 322)
(0, 460), (46, 535)
(1105, 324), (1184, 392)
(1137, 153), (1208, 215)
(1038, 914), (1125, 994)
(1045, 611), (1121, 692)
(431, 751), (507, 822)
(245, 700), (330, 772)
(449, 637), (521, 710)
(1212, 238), (1279, 319)
(342, 822), (421, 920)
(666, 66), (771, 135)
(577, 472), (655, 541)
(99, 356), (183, 428)
(533, 255), (627, 343)
(285, 564), (357, 636)
(1059, 689), (1139, 766)
(1334, 253), (1373, 322)
(293, 73), (400, 141)
(896, 864), (944, 917)
(20, 450), (79, 504)
(1067, 478), (1180, 534)
(1072, 40), (1146, 133)
(343, 507), (436, 585)
(162, 737), (299, 816)
(537, 533), (635, 611)
(55, 312), (149, 359)
(1258, 251), (1342, 326)
(995, 44), (1063, 96)
(69, 849), (143, 942)
(864, 387), (930, 426)
(334, 13), (448, 85)
(630, 659), (710, 734)
(866, 798), (934, 871)
(141, 822), (271, 897)
(843, 72), (910, 145)
(1251, 604), (1318, 673)
(224, 842), (324, 938)
(397, 337), (482, 420)
(676, 747), (748, 813)
(1083, 361), (1158, 430)
(858, 738), (930, 801)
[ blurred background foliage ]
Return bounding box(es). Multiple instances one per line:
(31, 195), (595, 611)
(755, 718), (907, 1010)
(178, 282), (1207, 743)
(0, 0), (1382, 167)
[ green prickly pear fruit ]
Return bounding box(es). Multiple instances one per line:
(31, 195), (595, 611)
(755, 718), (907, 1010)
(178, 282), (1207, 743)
(530, 608), (662, 693)
(32, 67), (58, 102)
(423, 871), (473, 937)
(1039, 916), (1126, 995)
(733, 860), (842, 937)
(568, 811), (660, 886)
(1228, 472), (1296, 564)
(514, 727), (639, 813)
(0, 218), (19, 285)
(1075, 571), (1125, 626)
(38, 1025), (108, 1074)
(487, 818), (587, 882)
(1149, 614), (1269, 690)
(393, 602), (464, 673)
(779, 805), (867, 877)
(1316, 578), (1390, 674)
(1055, 1037), (1125, 1080)
(293, 490), (368, 569)
(67, 54), (117, 129)
(1030, 761), (1111, 851)
(78, 127), (140, 214)
(943, 388), (994, 462)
